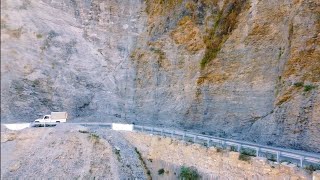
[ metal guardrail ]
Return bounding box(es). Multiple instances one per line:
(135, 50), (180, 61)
(132, 125), (320, 168)
(26, 122), (320, 167)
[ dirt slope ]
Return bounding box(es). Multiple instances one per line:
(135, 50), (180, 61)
(1, 124), (119, 179)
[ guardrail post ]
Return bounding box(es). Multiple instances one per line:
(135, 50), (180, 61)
(237, 144), (241, 152)
(300, 156), (304, 167)
(276, 151), (280, 163)
(170, 131), (173, 138)
(151, 128), (154, 134)
(161, 129), (164, 136)
(221, 140), (225, 148)
(207, 138), (210, 147)
(256, 147), (260, 157)
(142, 126), (144, 132)
(182, 132), (186, 141)
(194, 136), (197, 143)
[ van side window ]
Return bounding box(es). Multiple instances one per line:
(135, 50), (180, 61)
(44, 116), (49, 119)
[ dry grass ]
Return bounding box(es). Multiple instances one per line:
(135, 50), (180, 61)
(283, 30), (320, 82)
(145, 0), (183, 15)
(170, 16), (205, 52)
(7, 27), (23, 38)
(89, 133), (100, 144)
(276, 93), (292, 106)
(201, 0), (248, 69)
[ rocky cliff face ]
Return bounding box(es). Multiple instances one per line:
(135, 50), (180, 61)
(1, 0), (319, 152)
(1, 0), (145, 122)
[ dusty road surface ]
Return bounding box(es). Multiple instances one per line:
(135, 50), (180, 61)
(0, 124), (148, 179)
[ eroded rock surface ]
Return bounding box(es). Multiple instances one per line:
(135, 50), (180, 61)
(1, 125), (119, 179)
(1, 0), (319, 152)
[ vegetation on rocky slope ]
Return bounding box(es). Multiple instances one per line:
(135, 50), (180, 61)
(180, 166), (200, 180)
(201, 0), (248, 69)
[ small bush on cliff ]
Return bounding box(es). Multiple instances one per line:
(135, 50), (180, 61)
(216, 147), (223, 153)
(238, 154), (251, 162)
(304, 85), (316, 92)
(240, 148), (256, 156)
(200, 0), (248, 69)
(180, 166), (200, 180)
(265, 153), (276, 162)
(230, 146), (238, 152)
(238, 148), (255, 162)
(36, 34), (43, 39)
(304, 164), (320, 172)
(89, 133), (100, 143)
(293, 82), (303, 87)
(90, 133), (99, 139)
(114, 148), (121, 161)
(158, 168), (165, 175)
(135, 147), (152, 179)
(187, 139), (194, 143)
(79, 130), (89, 133)
(115, 149), (120, 155)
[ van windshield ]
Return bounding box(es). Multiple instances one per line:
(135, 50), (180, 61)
(44, 116), (49, 119)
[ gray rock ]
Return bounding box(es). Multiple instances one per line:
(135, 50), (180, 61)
(1, 0), (319, 153)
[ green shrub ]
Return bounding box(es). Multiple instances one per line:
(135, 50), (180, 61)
(90, 133), (99, 139)
(304, 85), (316, 92)
(200, 0), (248, 69)
(293, 82), (303, 87)
(135, 147), (141, 156)
(79, 130), (89, 133)
(230, 146), (238, 152)
(200, 50), (219, 69)
(36, 34), (43, 39)
(115, 149), (120, 155)
(158, 168), (165, 175)
(89, 133), (100, 143)
(180, 166), (200, 180)
(265, 153), (276, 162)
(238, 148), (256, 162)
(304, 164), (320, 172)
(238, 154), (251, 162)
(240, 148), (256, 156)
(134, 147), (152, 179)
(216, 147), (223, 153)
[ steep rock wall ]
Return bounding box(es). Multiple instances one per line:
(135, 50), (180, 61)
(1, 0), (146, 121)
(1, 0), (319, 152)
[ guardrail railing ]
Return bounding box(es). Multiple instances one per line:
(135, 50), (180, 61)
(132, 125), (320, 168)
(29, 122), (320, 168)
